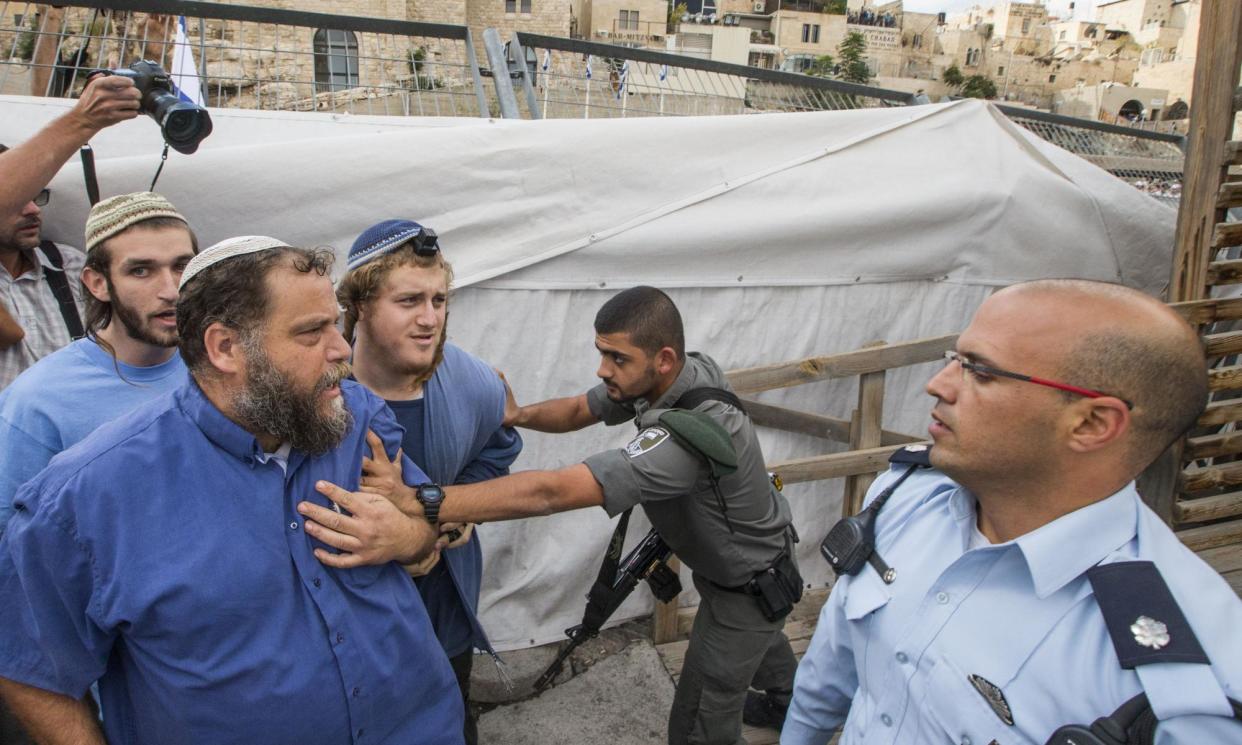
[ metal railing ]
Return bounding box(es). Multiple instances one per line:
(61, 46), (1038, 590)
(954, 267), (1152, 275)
(505, 32), (913, 121)
(997, 105), (1186, 205)
(0, 0), (489, 117)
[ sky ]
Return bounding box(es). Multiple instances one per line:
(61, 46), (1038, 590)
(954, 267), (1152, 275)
(898, 0), (1097, 19)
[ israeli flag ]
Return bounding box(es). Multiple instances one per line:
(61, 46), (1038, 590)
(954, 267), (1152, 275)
(585, 55), (592, 79)
(616, 60), (629, 100)
(171, 16), (204, 105)
(542, 49), (550, 72)
(659, 64), (668, 82)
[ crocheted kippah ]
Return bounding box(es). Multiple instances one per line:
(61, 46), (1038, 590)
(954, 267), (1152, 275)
(348, 219), (430, 271)
(179, 235), (289, 290)
(84, 191), (186, 252)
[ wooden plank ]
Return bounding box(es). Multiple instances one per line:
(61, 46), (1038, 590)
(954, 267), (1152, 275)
(1174, 491), (1242, 524)
(1213, 221), (1242, 249)
(1178, 520), (1242, 552)
(1168, 0), (1242, 301)
(1181, 461), (1242, 492)
(725, 335), (956, 395)
(769, 443), (918, 485)
(652, 557), (682, 644)
(1137, 442), (1180, 524)
(1169, 296), (1242, 325)
(1205, 259), (1242, 286)
(1204, 330), (1242, 357)
(1197, 399), (1242, 427)
(1228, 141), (1242, 167)
(1223, 569), (1242, 597)
(843, 368), (885, 516)
(1186, 430), (1242, 459)
(1208, 364), (1242, 391)
(1198, 542), (1242, 575)
(742, 399), (921, 446)
(1219, 182), (1242, 209)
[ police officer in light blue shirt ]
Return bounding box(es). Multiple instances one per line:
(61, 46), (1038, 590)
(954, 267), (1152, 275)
(784, 279), (1242, 745)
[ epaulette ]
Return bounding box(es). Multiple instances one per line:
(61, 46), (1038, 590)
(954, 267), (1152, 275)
(888, 444), (932, 467)
(1087, 561), (1209, 668)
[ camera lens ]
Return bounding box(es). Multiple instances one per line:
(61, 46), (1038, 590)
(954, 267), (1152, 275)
(158, 103), (213, 155)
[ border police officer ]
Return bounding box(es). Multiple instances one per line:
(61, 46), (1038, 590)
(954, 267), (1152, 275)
(302, 286), (801, 745)
(784, 279), (1242, 745)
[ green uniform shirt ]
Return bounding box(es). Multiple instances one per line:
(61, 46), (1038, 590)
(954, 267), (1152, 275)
(583, 352), (793, 588)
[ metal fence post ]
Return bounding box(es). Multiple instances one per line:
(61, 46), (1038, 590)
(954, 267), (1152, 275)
(508, 33), (541, 120)
(482, 28), (519, 119)
(462, 29), (490, 118)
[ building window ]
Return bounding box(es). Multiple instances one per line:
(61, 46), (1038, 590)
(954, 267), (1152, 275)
(313, 29), (359, 92)
(620, 10), (639, 29)
(1048, 74), (1056, 83)
(812, 24), (820, 43)
(912, 35), (922, 49)
(506, 0), (515, 12)
(997, 66), (1004, 75)
(802, 24), (810, 43)
(1059, 29), (1066, 40)
(1021, 18), (1031, 34)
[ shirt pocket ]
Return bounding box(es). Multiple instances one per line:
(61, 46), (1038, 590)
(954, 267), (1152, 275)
(843, 570), (892, 620)
(924, 654), (1027, 745)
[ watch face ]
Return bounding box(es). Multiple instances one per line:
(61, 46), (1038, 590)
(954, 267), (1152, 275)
(418, 485), (444, 505)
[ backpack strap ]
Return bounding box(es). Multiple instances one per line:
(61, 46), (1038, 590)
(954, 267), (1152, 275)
(671, 386), (747, 415)
(38, 241), (85, 340)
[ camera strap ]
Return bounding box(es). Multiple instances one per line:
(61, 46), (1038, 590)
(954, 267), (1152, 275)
(38, 241), (85, 340)
(150, 143), (171, 192)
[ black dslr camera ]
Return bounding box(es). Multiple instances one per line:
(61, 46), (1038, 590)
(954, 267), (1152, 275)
(91, 60), (213, 154)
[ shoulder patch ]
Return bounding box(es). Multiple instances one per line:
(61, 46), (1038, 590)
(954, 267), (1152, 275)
(1087, 561), (1209, 669)
(889, 444), (932, 467)
(626, 427), (670, 458)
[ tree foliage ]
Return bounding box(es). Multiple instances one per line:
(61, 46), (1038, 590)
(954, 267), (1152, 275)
(806, 54), (835, 78)
(668, 2), (688, 33)
(941, 64), (964, 88)
(836, 31), (871, 84)
(960, 74), (997, 99)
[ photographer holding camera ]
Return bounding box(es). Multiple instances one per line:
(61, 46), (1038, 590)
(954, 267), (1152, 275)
(0, 74), (140, 389)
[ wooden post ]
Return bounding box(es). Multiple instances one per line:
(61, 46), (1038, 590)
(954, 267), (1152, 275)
(1168, 1), (1242, 302)
(652, 556), (681, 644)
(841, 342), (887, 516)
(30, 5), (65, 97)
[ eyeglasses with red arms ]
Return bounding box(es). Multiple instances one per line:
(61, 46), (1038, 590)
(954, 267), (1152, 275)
(943, 350), (1133, 410)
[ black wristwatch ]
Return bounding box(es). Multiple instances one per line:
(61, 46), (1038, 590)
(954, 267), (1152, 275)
(415, 483), (445, 525)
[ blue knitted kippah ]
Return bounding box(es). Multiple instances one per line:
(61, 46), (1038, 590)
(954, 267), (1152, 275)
(348, 219), (429, 271)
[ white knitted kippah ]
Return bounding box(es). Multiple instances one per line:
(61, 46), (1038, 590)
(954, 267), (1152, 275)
(179, 235), (289, 290)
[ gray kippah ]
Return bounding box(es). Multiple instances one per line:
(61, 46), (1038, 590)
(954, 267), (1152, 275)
(179, 235), (289, 290)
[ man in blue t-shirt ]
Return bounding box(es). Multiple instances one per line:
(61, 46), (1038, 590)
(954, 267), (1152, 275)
(338, 219), (522, 745)
(0, 191), (197, 533)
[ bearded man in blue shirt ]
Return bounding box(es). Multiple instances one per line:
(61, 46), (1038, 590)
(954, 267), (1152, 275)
(0, 236), (463, 745)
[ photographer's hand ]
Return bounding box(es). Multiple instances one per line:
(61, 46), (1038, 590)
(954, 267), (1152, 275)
(71, 75), (142, 134)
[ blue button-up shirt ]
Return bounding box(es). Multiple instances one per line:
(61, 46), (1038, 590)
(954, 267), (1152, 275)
(0, 378), (463, 745)
(783, 465), (1242, 745)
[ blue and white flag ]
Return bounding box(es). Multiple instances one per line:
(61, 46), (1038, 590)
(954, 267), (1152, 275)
(585, 55), (592, 79)
(616, 60), (629, 100)
(659, 64), (668, 82)
(171, 15), (204, 106)
(542, 49), (550, 72)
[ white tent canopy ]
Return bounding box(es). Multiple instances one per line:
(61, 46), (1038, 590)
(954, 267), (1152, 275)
(2, 97), (1176, 649)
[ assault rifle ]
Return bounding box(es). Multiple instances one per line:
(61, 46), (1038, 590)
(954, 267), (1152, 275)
(533, 510), (681, 691)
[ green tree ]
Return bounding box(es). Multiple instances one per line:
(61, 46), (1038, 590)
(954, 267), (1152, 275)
(941, 64), (964, 88)
(960, 74), (997, 99)
(836, 31), (871, 84)
(807, 54), (835, 78)
(667, 2), (688, 33)
(825, 0), (847, 13)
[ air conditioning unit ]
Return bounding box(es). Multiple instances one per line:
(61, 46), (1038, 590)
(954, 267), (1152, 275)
(597, 29), (610, 37)
(753, 1), (765, 13)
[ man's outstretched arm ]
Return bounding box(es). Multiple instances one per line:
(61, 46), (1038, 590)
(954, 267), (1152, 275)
(0, 678), (104, 745)
(300, 464), (606, 566)
(499, 371), (598, 433)
(0, 75), (139, 218)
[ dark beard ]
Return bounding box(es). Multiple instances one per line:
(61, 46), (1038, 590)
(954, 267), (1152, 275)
(233, 343), (354, 455)
(107, 276), (177, 348)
